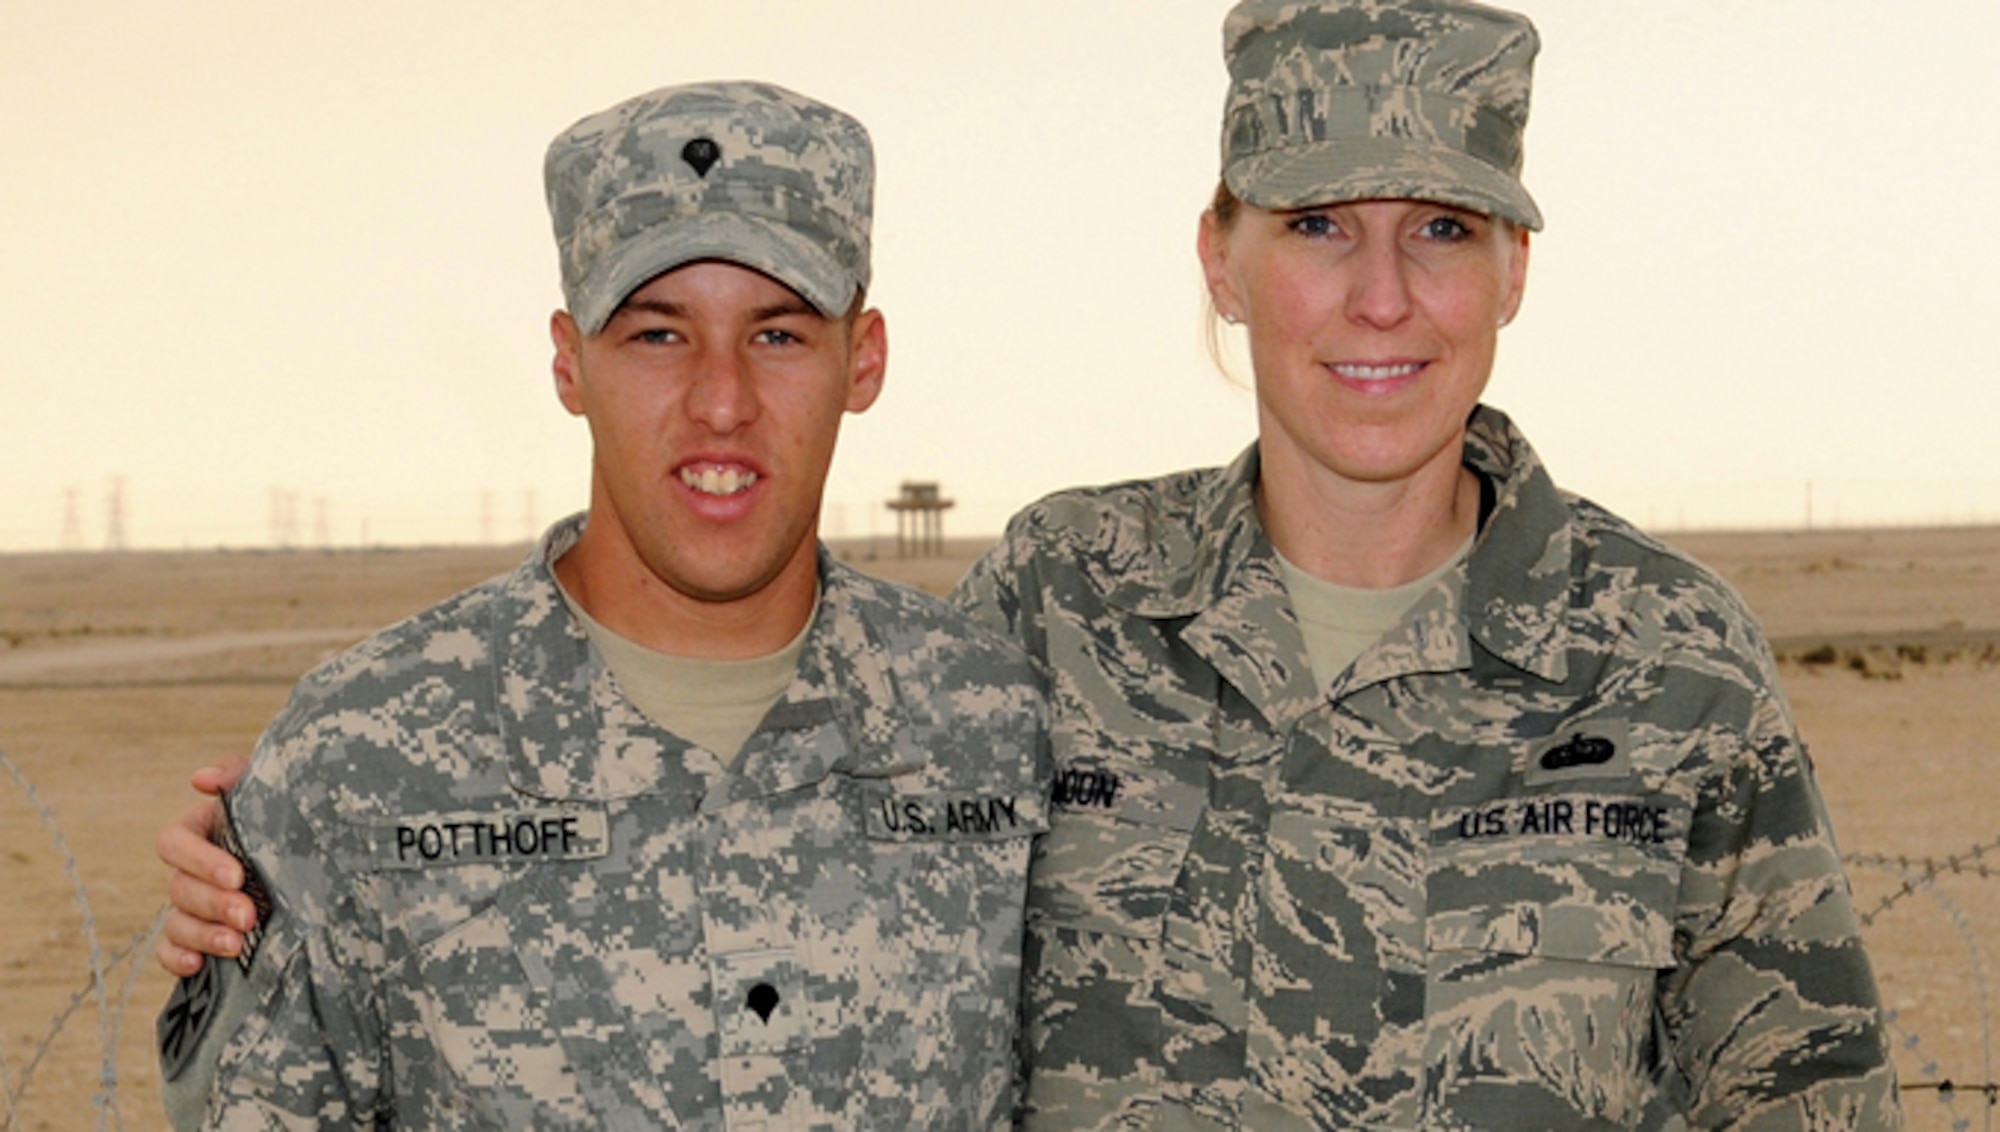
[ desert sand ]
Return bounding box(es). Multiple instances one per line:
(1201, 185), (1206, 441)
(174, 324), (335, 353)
(3, 526), (1995, 1130)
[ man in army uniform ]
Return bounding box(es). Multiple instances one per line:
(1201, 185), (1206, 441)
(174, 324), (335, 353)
(155, 80), (1048, 1130)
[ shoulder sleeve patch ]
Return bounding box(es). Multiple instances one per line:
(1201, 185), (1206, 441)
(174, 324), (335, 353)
(156, 956), (222, 1081)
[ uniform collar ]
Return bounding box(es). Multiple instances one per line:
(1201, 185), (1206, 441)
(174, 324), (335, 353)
(1459, 404), (1573, 685)
(1098, 404), (1573, 723)
(493, 516), (903, 804)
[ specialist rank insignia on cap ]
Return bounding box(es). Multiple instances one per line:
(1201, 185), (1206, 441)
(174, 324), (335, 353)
(682, 137), (720, 177)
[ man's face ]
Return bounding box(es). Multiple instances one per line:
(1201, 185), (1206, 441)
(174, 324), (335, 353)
(553, 260), (885, 609)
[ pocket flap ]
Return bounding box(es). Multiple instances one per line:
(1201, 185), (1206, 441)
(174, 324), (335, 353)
(1427, 794), (1688, 968)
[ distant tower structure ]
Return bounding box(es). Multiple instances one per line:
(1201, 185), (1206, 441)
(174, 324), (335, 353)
(59, 488), (84, 551)
(270, 489), (299, 548)
(104, 477), (128, 551)
(886, 481), (953, 558)
(314, 496), (332, 548)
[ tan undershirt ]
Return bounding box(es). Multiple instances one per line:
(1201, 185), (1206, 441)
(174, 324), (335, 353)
(1277, 536), (1473, 690)
(557, 583), (815, 765)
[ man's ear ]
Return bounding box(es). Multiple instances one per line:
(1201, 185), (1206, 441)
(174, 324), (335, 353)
(551, 310), (586, 416)
(843, 307), (887, 415)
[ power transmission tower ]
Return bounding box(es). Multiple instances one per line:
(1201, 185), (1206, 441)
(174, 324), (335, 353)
(59, 488), (84, 550)
(104, 477), (128, 551)
(270, 489), (299, 548)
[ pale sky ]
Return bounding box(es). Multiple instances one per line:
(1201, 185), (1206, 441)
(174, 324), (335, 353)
(5, 2), (1998, 551)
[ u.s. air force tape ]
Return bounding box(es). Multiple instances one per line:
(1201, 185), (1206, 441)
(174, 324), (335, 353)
(865, 789), (1048, 841)
(361, 806), (610, 871)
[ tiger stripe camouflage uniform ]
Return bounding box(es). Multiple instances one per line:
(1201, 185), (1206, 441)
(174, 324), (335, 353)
(953, 405), (1899, 1130)
(159, 516), (1049, 1129)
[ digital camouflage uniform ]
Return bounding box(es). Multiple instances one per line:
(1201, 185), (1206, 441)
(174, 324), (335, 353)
(954, 405), (1899, 1130)
(160, 516), (1049, 1130)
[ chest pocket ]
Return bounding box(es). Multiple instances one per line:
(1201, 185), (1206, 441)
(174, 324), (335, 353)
(1027, 762), (1206, 939)
(393, 875), (636, 1129)
(1425, 793), (1684, 964)
(841, 777), (1047, 1128)
(1422, 792), (1688, 1125)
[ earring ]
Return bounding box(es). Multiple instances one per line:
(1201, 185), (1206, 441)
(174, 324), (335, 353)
(1223, 313), (1241, 326)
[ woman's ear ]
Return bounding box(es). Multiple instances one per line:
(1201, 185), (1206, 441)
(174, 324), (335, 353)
(1498, 227), (1531, 327)
(1197, 210), (1244, 324)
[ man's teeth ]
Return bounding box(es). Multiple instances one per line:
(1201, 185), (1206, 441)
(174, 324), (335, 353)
(1333, 362), (1423, 380)
(680, 467), (759, 496)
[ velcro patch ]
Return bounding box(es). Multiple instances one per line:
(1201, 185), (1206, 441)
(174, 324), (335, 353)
(364, 806), (610, 871)
(865, 790), (1048, 841)
(215, 792), (271, 973)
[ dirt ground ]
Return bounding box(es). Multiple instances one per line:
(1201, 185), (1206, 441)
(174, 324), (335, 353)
(2, 528), (1995, 1130)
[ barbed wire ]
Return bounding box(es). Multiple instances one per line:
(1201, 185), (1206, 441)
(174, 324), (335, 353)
(0, 746), (123, 1131)
(1847, 840), (2000, 1130)
(1900, 1080), (2000, 1102)
(1848, 837), (2000, 928)
(1, 920), (161, 1132)
(5, 742), (1996, 1128)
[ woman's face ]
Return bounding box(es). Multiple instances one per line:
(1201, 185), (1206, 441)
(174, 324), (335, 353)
(1200, 198), (1529, 493)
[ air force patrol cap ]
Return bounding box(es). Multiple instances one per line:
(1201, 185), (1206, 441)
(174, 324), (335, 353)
(1221, 0), (1544, 230)
(545, 81), (874, 334)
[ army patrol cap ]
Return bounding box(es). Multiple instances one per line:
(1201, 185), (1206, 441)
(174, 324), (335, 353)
(546, 80), (873, 334)
(1221, 0), (1544, 230)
